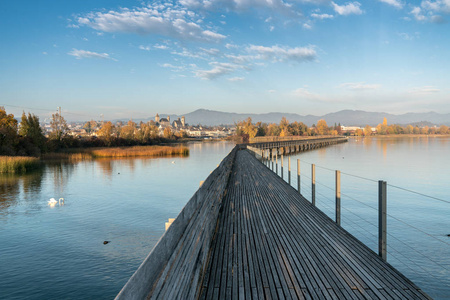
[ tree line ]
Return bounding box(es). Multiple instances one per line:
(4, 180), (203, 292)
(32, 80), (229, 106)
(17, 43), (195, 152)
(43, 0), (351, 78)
(0, 107), (186, 157)
(235, 117), (450, 141)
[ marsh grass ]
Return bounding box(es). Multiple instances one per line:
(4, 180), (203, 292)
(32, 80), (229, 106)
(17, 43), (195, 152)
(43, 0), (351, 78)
(42, 145), (189, 160)
(0, 156), (41, 174)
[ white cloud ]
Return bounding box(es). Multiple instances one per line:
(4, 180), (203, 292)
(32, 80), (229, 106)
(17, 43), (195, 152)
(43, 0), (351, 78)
(267, 89), (277, 93)
(77, 3), (225, 43)
(340, 82), (381, 90)
(247, 45), (317, 62)
(409, 86), (440, 94)
(228, 77), (245, 81)
(378, 0), (403, 9)
(68, 49), (117, 61)
(139, 45), (151, 51)
(195, 62), (242, 79)
(303, 23), (312, 29)
(291, 88), (323, 100)
(411, 7), (427, 21)
(421, 0), (450, 13)
(311, 13), (334, 19)
(179, 0), (298, 16)
(331, 1), (363, 16)
(42, 52), (48, 55)
(200, 47), (220, 56)
(154, 44), (169, 50)
(159, 63), (185, 72)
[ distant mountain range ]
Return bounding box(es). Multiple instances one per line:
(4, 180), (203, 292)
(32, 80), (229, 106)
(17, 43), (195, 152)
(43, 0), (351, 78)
(152, 109), (450, 127)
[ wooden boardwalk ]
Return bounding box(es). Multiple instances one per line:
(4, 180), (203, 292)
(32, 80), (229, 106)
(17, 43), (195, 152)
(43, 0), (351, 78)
(198, 150), (430, 299)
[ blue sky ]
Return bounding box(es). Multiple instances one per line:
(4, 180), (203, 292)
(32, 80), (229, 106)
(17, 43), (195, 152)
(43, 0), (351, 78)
(1, 0), (449, 121)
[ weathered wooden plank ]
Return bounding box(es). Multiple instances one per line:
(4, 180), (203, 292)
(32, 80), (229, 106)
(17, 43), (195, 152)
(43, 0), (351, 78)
(135, 148), (431, 300)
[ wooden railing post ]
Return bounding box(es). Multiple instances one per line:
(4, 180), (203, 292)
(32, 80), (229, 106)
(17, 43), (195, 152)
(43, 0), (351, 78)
(379, 180), (387, 261)
(312, 164), (316, 206)
(297, 159), (301, 192)
(271, 153), (274, 171)
(281, 155), (284, 179)
(276, 154), (278, 175)
(336, 170), (341, 226)
(288, 157), (291, 185)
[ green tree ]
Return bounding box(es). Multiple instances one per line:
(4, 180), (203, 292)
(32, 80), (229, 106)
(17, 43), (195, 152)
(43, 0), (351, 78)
(0, 107), (18, 155)
(19, 112), (45, 150)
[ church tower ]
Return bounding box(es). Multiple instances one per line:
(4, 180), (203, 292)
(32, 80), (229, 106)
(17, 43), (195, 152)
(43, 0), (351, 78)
(181, 116), (185, 127)
(155, 113), (160, 123)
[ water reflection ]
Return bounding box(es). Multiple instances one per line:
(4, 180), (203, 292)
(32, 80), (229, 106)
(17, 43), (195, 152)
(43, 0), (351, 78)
(0, 169), (44, 214)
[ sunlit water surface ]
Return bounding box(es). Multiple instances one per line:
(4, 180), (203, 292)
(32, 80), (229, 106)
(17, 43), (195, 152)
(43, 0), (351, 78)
(280, 136), (449, 300)
(1, 138), (449, 299)
(0, 141), (234, 300)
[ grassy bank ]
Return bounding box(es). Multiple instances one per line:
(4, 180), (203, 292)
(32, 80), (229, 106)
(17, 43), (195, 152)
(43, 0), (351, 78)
(42, 145), (189, 160)
(0, 156), (41, 174)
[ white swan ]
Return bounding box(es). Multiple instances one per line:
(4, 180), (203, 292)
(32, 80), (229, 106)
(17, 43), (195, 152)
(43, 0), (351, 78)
(48, 198), (57, 206)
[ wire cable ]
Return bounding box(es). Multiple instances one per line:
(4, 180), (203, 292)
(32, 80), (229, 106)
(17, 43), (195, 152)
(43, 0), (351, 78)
(387, 183), (450, 204)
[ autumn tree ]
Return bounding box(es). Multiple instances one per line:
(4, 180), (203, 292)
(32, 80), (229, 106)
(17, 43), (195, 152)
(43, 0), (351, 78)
(98, 121), (115, 146)
(439, 125), (449, 134)
(236, 117), (257, 139)
(49, 112), (69, 141)
(316, 119), (329, 135)
(279, 117), (291, 137)
(120, 120), (137, 141)
(83, 120), (97, 135)
(364, 125), (372, 136)
(163, 127), (174, 139)
(267, 123), (281, 136)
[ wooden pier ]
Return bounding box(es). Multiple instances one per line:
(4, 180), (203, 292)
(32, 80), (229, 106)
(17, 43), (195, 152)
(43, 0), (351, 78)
(116, 141), (430, 300)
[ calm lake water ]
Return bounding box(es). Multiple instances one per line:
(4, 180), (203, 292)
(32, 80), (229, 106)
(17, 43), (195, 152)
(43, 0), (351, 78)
(0, 138), (448, 299)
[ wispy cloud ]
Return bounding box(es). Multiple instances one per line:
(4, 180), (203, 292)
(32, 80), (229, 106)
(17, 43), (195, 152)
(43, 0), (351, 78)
(311, 13), (334, 19)
(378, 0), (403, 9)
(340, 82), (381, 90)
(247, 45), (317, 62)
(77, 3), (225, 43)
(291, 88), (324, 100)
(195, 62), (242, 80)
(331, 1), (363, 16)
(179, 0), (299, 17)
(68, 49), (117, 61)
(228, 77), (245, 81)
(409, 86), (440, 94)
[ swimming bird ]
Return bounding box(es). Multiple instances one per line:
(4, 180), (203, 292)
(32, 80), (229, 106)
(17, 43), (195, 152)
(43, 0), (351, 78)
(171, 161), (175, 164)
(59, 198), (65, 205)
(103, 241), (110, 245)
(48, 198), (57, 206)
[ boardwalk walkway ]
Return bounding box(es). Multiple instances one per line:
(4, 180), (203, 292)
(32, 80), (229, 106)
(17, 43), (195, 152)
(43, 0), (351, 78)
(198, 150), (430, 299)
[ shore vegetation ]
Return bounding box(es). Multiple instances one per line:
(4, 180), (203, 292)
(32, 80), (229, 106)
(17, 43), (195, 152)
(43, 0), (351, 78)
(0, 156), (40, 174)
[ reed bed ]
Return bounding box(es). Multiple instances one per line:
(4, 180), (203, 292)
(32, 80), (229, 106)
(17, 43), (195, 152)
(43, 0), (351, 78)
(42, 145), (189, 160)
(0, 156), (41, 174)
(90, 146), (189, 158)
